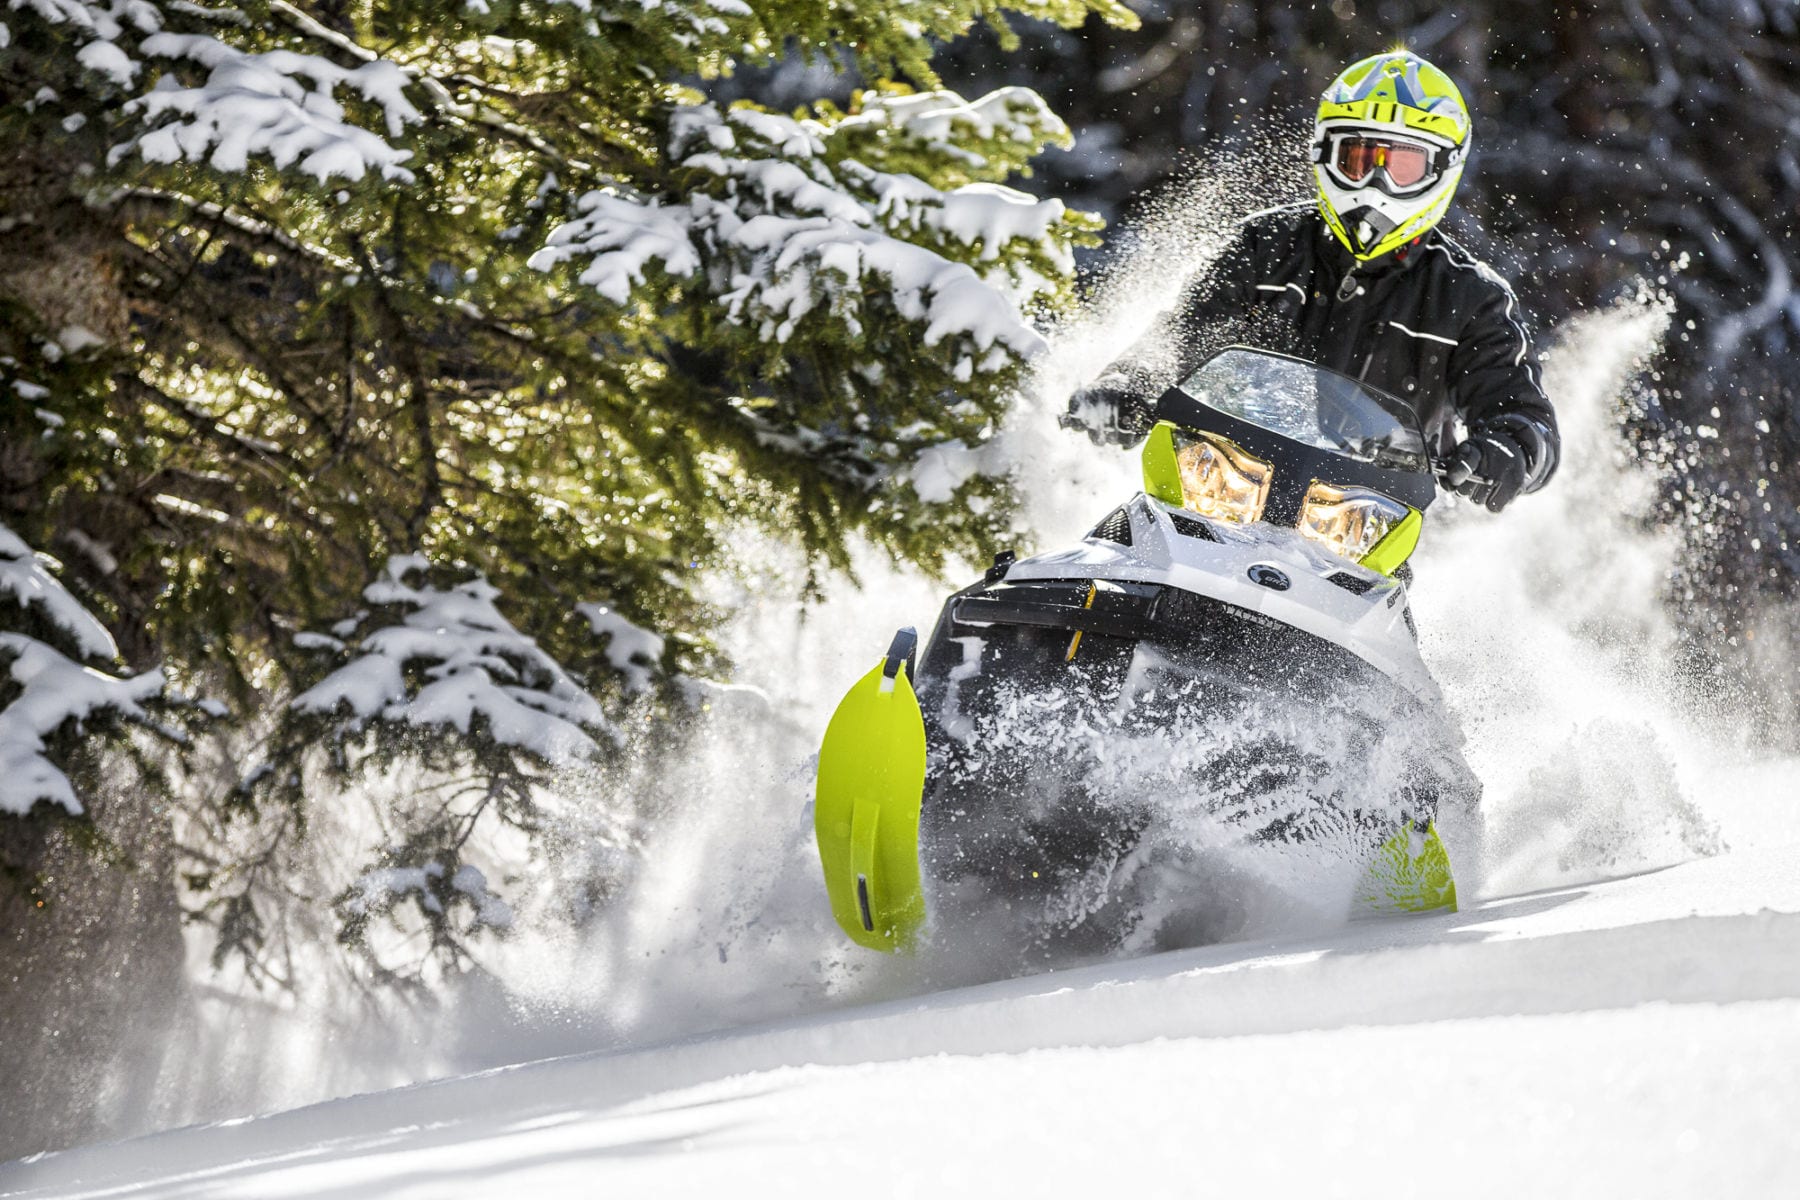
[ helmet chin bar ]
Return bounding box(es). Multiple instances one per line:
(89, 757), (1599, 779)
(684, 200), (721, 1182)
(1342, 206), (1398, 255)
(1314, 158), (1463, 263)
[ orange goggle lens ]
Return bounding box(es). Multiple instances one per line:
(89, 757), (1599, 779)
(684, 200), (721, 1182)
(1333, 136), (1433, 188)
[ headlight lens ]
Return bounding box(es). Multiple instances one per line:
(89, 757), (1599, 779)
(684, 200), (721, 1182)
(1298, 481), (1411, 561)
(1175, 431), (1271, 523)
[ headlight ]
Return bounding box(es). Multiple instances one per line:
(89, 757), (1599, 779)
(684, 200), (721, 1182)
(1175, 431), (1271, 524)
(1298, 481), (1411, 561)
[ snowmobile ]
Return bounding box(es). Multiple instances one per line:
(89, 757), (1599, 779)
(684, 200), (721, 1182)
(814, 346), (1487, 953)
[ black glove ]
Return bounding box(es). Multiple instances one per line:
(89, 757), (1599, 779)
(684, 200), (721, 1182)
(1059, 374), (1157, 447)
(1448, 415), (1554, 513)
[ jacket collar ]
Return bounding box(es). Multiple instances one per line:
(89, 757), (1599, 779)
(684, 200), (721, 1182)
(1317, 217), (1436, 280)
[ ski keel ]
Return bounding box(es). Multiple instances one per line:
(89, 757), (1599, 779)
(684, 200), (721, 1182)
(814, 630), (928, 952)
(1356, 821), (1458, 914)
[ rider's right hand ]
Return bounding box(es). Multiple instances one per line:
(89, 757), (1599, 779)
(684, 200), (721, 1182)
(1061, 375), (1157, 447)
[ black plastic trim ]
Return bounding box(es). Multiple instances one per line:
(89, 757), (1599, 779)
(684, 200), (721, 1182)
(1167, 511), (1222, 542)
(883, 627), (918, 682)
(1326, 571), (1377, 596)
(1090, 507), (1133, 546)
(1153, 388), (1438, 522)
(952, 596), (1155, 639)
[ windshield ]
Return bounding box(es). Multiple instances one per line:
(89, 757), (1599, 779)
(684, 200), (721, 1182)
(1177, 348), (1428, 472)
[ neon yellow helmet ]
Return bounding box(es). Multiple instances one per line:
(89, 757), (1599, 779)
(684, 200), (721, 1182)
(1312, 51), (1471, 262)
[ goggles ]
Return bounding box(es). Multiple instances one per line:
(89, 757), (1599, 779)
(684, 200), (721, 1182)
(1318, 131), (1449, 196)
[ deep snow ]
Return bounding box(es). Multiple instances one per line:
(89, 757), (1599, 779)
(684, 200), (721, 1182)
(7, 840), (1800, 1197)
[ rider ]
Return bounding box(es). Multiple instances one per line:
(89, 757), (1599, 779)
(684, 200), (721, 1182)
(1068, 50), (1560, 513)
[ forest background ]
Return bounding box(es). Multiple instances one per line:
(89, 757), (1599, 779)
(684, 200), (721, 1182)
(2, 0), (1795, 1159)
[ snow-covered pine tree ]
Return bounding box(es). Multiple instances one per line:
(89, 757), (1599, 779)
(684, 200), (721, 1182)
(0, 527), (200, 1159)
(1, 0), (1132, 703)
(2, 0), (1137, 985)
(194, 554), (631, 986)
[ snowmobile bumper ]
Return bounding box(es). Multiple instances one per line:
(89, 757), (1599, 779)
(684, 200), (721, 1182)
(814, 629), (929, 952)
(912, 573), (1462, 920)
(921, 573), (1393, 713)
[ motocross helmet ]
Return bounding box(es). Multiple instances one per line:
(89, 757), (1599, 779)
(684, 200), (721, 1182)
(1312, 51), (1471, 262)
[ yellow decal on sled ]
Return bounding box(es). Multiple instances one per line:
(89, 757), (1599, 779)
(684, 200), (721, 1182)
(814, 659), (928, 951)
(1064, 582), (1099, 663)
(1360, 507), (1423, 577)
(1140, 422), (1185, 507)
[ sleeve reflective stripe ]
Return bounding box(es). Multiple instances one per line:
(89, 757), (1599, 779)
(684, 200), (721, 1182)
(1500, 287), (1527, 366)
(1256, 283), (1308, 300)
(1387, 320), (1459, 346)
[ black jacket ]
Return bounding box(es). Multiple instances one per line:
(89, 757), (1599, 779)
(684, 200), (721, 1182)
(1103, 203), (1558, 464)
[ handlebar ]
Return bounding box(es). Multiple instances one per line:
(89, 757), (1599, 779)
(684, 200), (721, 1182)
(1436, 441), (1495, 505)
(1438, 441), (1483, 489)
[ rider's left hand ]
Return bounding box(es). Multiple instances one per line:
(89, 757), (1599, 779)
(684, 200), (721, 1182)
(1061, 375), (1156, 447)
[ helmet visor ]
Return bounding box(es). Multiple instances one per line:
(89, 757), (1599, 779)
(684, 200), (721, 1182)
(1326, 133), (1440, 195)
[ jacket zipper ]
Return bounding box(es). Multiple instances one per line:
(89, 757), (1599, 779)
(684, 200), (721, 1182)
(1334, 267), (1379, 381)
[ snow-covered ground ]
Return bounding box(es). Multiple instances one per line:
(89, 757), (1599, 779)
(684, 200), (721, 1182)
(7, 838), (1799, 1198)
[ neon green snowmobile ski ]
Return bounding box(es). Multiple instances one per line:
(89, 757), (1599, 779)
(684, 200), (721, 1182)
(1356, 821), (1458, 913)
(814, 630), (928, 952)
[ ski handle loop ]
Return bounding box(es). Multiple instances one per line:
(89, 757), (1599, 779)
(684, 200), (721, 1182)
(880, 627), (918, 693)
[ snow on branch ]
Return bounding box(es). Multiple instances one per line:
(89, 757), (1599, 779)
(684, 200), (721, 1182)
(574, 602), (665, 695)
(0, 634), (166, 816)
(847, 165), (1071, 269)
(1, 523), (169, 817)
(18, 0), (421, 184)
(719, 208), (1042, 361)
(587, 0), (751, 40)
(342, 860), (514, 932)
(292, 556), (620, 765)
(531, 88), (1083, 373)
(831, 87), (1072, 182)
(8, 0), (159, 42)
(531, 193), (701, 305)
(119, 34), (420, 182)
(0, 523), (118, 662)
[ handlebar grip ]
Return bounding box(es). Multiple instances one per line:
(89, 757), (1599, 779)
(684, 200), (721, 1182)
(1441, 441), (1485, 490)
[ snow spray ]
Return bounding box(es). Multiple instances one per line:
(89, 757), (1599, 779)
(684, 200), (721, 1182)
(141, 144), (1792, 1137)
(508, 167), (1767, 1033)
